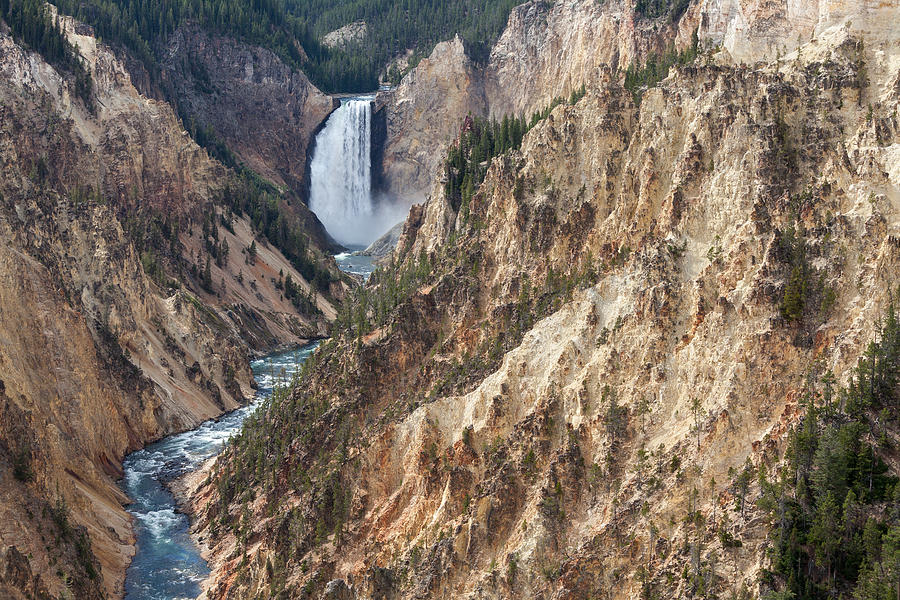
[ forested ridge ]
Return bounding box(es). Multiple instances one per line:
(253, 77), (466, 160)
(7, 0), (520, 94)
(292, 0), (522, 89)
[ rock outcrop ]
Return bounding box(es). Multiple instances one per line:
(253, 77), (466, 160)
(376, 36), (487, 205)
(322, 21), (369, 49)
(378, 0), (900, 205)
(360, 221), (405, 258)
(695, 0), (896, 63)
(192, 1), (900, 597)
(376, 0), (682, 202)
(482, 0), (672, 118)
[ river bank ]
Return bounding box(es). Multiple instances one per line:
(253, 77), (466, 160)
(166, 460), (217, 600)
(119, 344), (319, 599)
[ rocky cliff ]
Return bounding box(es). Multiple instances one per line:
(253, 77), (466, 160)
(322, 21), (369, 49)
(376, 0), (683, 203)
(0, 12), (344, 599)
(376, 36), (487, 205)
(191, 0), (900, 597)
(378, 0), (900, 204)
(160, 25), (339, 244)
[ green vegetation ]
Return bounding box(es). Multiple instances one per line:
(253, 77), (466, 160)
(50, 0), (315, 88)
(12, 444), (33, 482)
(0, 0), (93, 108)
(780, 226), (810, 322)
(123, 172), (337, 301)
(222, 176), (337, 293)
(634, 0), (691, 21)
(276, 271), (322, 316)
(208, 367), (357, 570)
(624, 31), (698, 106)
(125, 211), (183, 291)
(48, 493), (99, 581)
(46, 0), (520, 93)
(778, 191), (835, 326)
(444, 85), (587, 213)
(444, 115), (524, 213)
(334, 248), (432, 341)
(602, 384), (629, 473)
(293, 0), (523, 89)
(759, 297), (900, 598)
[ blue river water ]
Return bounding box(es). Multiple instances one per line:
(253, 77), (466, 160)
(334, 251), (376, 281)
(120, 343), (318, 600)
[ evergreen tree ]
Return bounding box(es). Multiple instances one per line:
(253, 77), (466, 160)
(202, 256), (213, 292)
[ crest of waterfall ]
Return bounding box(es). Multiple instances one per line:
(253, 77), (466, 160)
(309, 99), (377, 247)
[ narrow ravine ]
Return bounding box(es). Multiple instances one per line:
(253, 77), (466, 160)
(120, 343), (318, 600)
(119, 84), (391, 599)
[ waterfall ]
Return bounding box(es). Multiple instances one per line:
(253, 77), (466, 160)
(309, 99), (377, 248)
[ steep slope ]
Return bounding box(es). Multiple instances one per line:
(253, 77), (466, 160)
(0, 12), (346, 599)
(482, 0), (686, 118)
(376, 36), (487, 205)
(375, 0), (685, 203)
(160, 25), (338, 207)
(190, 4), (900, 598)
(376, 0), (900, 208)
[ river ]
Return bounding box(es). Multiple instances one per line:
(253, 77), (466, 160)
(334, 251), (376, 280)
(120, 343), (318, 600)
(121, 88), (383, 599)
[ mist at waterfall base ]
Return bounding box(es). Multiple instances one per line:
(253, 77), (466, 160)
(309, 97), (408, 248)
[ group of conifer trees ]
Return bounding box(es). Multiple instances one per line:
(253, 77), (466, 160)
(758, 299), (900, 599)
(444, 85), (586, 214)
(31, 0), (520, 93)
(624, 30), (699, 106)
(220, 176), (336, 294)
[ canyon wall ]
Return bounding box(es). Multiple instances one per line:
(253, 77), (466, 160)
(377, 0), (684, 204)
(161, 26), (338, 201)
(192, 0), (900, 597)
(0, 14), (342, 599)
(378, 0), (900, 204)
(376, 36), (487, 205)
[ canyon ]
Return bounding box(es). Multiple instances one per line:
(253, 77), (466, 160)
(190, 0), (900, 598)
(0, 0), (898, 597)
(0, 12), (345, 599)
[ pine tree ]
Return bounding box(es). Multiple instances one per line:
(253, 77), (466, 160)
(202, 256), (213, 291)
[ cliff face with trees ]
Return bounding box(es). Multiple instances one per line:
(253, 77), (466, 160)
(43, 0), (523, 93)
(376, 0), (689, 205)
(0, 11), (348, 598)
(0, 0), (571, 595)
(159, 25), (339, 219)
(191, 0), (900, 598)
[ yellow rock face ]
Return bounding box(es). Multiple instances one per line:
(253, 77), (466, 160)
(194, 0), (900, 597)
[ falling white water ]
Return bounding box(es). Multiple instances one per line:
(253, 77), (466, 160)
(309, 98), (404, 248)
